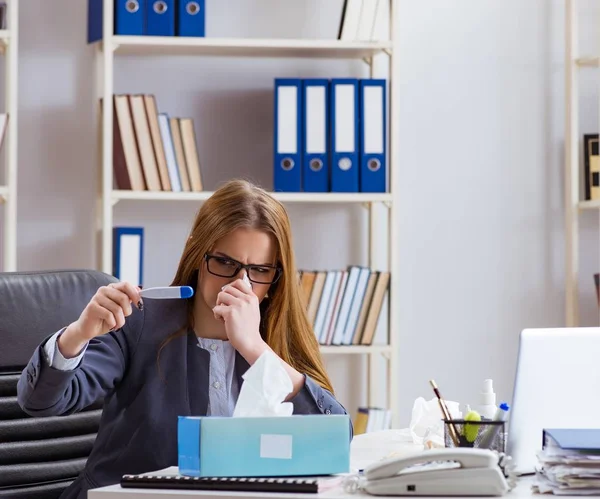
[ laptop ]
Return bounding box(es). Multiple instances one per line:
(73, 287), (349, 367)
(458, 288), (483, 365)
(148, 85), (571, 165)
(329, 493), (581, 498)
(506, 327), (600, 475)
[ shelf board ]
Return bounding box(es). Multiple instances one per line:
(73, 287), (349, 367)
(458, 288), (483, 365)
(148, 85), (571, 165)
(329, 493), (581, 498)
(578, 200), (600, 210)
(575, 57), (600, 67)
(319, 345), (391, 355)
(107, 35), (392, 59)
(112, 190), (392, 204)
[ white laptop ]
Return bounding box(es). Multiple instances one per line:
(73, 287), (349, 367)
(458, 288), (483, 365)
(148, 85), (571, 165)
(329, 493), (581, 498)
(507, 327), (600, 475)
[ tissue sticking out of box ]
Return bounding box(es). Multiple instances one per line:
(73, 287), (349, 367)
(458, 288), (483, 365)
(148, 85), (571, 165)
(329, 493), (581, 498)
(232, 350), (293, 417)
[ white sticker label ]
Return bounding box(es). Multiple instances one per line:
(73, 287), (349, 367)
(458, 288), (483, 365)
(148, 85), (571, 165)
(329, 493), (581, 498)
(277, 87), (297, 154)
(260, 434), (293, 459)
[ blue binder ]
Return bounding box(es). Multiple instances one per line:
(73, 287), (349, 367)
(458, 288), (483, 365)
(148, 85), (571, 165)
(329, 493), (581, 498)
(115, 0), (145, 36)
(359, 79), (386, 193)
(147, 0), (175, 36)
(302, 79), (329, 192)
(177, 0), (205, 37)
(87, 0), (103, 43)
(543, 429), (600, 451)
(330, 79), (359, 192)
(274, 79), (302, 192)
(113, 227), (144, 286)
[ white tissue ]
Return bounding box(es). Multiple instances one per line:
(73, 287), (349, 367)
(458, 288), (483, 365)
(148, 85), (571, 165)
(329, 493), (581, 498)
(348, 397), (463, 471)
(232, 350), (294, 417)
(409, 397), (461, 449)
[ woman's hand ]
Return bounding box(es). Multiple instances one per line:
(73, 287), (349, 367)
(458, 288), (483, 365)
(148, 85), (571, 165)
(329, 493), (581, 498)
(213, 277), (267, 361)
(58, 282), (142, 358)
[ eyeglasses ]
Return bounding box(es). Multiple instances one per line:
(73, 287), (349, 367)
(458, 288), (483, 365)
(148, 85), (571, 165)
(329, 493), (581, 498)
(204, 254), (282, 285)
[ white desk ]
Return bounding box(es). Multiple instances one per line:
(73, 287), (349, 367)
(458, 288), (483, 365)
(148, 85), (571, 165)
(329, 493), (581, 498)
(87, 477), (553, 499)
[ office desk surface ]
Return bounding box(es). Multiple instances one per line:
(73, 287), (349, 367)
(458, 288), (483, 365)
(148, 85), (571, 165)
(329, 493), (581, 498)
(87, 476), (574, 498)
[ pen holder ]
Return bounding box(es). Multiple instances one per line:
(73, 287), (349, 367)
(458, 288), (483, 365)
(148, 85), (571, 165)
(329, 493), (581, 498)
(443, 419), (506, 453)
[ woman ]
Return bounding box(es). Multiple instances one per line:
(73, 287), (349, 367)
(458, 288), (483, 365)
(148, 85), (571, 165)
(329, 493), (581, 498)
(17, 179), (349, 499)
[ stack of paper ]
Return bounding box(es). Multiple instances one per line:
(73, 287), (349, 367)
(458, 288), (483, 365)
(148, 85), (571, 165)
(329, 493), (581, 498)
(534, 429), (600, 495)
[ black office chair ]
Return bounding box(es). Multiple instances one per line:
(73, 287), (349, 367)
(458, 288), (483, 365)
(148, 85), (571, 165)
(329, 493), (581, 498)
(0, 269), (117, 499)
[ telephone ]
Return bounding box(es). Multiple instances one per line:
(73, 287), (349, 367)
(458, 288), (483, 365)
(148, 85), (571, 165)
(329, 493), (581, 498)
(360, 448), (510, 496)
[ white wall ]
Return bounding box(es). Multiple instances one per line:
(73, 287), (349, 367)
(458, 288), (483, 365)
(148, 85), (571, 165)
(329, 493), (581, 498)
(9, 0), (600, 427)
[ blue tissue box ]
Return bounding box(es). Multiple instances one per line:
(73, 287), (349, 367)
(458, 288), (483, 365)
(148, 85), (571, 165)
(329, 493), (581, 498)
(178, 415), (350, 477)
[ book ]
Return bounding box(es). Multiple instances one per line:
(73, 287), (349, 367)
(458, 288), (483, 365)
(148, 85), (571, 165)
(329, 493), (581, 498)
(584, 134), (600, 201)
(121, 468), (343, 494)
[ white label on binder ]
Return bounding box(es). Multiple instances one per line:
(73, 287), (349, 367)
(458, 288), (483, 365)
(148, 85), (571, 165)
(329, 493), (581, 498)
(364, 86), (384, 154)
(277, 87), (297, 154)
(120, 234), (141, 286)
(306, 86), (326, 154)
(335, 85), (355, 152)
(260, 434), (293, 459)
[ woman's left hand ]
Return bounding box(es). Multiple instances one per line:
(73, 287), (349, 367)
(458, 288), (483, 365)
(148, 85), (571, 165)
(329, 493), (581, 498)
(213, 278), (267, 360)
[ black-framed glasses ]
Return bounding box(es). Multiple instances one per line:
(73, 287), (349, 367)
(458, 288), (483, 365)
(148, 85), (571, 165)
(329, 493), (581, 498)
(204, 254), (282, 285)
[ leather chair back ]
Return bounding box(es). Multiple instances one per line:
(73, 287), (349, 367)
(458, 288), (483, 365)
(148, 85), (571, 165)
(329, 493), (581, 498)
(0, 270), (117, 498)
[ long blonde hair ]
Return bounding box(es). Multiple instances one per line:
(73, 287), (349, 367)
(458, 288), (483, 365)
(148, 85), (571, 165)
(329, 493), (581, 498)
(169, 179), (334, 393)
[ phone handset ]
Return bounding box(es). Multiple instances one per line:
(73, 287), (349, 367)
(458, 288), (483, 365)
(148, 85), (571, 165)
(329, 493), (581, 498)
(364, 448), (499, 481)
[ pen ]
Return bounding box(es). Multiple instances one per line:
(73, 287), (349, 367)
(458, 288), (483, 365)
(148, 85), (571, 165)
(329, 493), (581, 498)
(139, 286), (194, 299)
(479, 402), (510, 449)
(429, 379), (460, 446)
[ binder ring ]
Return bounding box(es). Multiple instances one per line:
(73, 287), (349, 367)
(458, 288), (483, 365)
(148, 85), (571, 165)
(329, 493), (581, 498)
(126, 0), (139, 13)
(186, 1), (201, 15)
(309, 159), (323, 172)
(368, 159), (381, 172)
(281, 158), (295, 171)
(153, 0), (168, 14)
(338, 157), (352, 171)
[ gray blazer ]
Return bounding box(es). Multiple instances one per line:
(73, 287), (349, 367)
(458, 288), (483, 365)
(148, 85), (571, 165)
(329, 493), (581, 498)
(17, 299), (349, 499)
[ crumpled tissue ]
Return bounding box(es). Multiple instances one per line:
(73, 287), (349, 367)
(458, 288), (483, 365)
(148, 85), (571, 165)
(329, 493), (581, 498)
(409, 396), (461, 449)
(232, 350), (294, 417)
(349, 396), (462, 471)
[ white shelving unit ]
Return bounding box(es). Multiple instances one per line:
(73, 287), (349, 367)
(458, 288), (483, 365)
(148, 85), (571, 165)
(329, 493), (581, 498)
(0, 2), (18, 272)
(94, 0), (399, 426)
(565, 0), (600, 326)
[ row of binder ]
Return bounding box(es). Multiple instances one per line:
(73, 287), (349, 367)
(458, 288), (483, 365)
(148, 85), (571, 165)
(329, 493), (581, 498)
(298, 267), (390, 346)
(88, 0), (205, 42)
(274, 78), (386, 194)
(112, 94), (204, 192)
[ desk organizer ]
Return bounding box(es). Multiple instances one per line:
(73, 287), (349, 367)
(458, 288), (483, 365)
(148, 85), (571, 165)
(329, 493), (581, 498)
(443, 419), (506, 453)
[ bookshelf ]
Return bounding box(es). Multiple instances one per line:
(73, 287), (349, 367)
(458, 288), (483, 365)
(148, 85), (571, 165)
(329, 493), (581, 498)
(0, 1), (18, 272)
(565, 0), (600, 326)
(93, 1), (399, 426)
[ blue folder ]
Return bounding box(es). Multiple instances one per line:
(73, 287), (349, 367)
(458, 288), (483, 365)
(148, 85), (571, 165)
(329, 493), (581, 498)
(147, 0), (175, 36)
(359, 79), (386, 193)
(178, 415), (350, 477)
(87, 0), (103, 43)
(302, 79), (329, 192)
(274, 79), (302, 192)
(330, 79), (359, 192)
(115, 0), (145, 36)
(177, 0), (205, 37)
(543, 429), (600, 451)
(88, 0), (146, 42)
